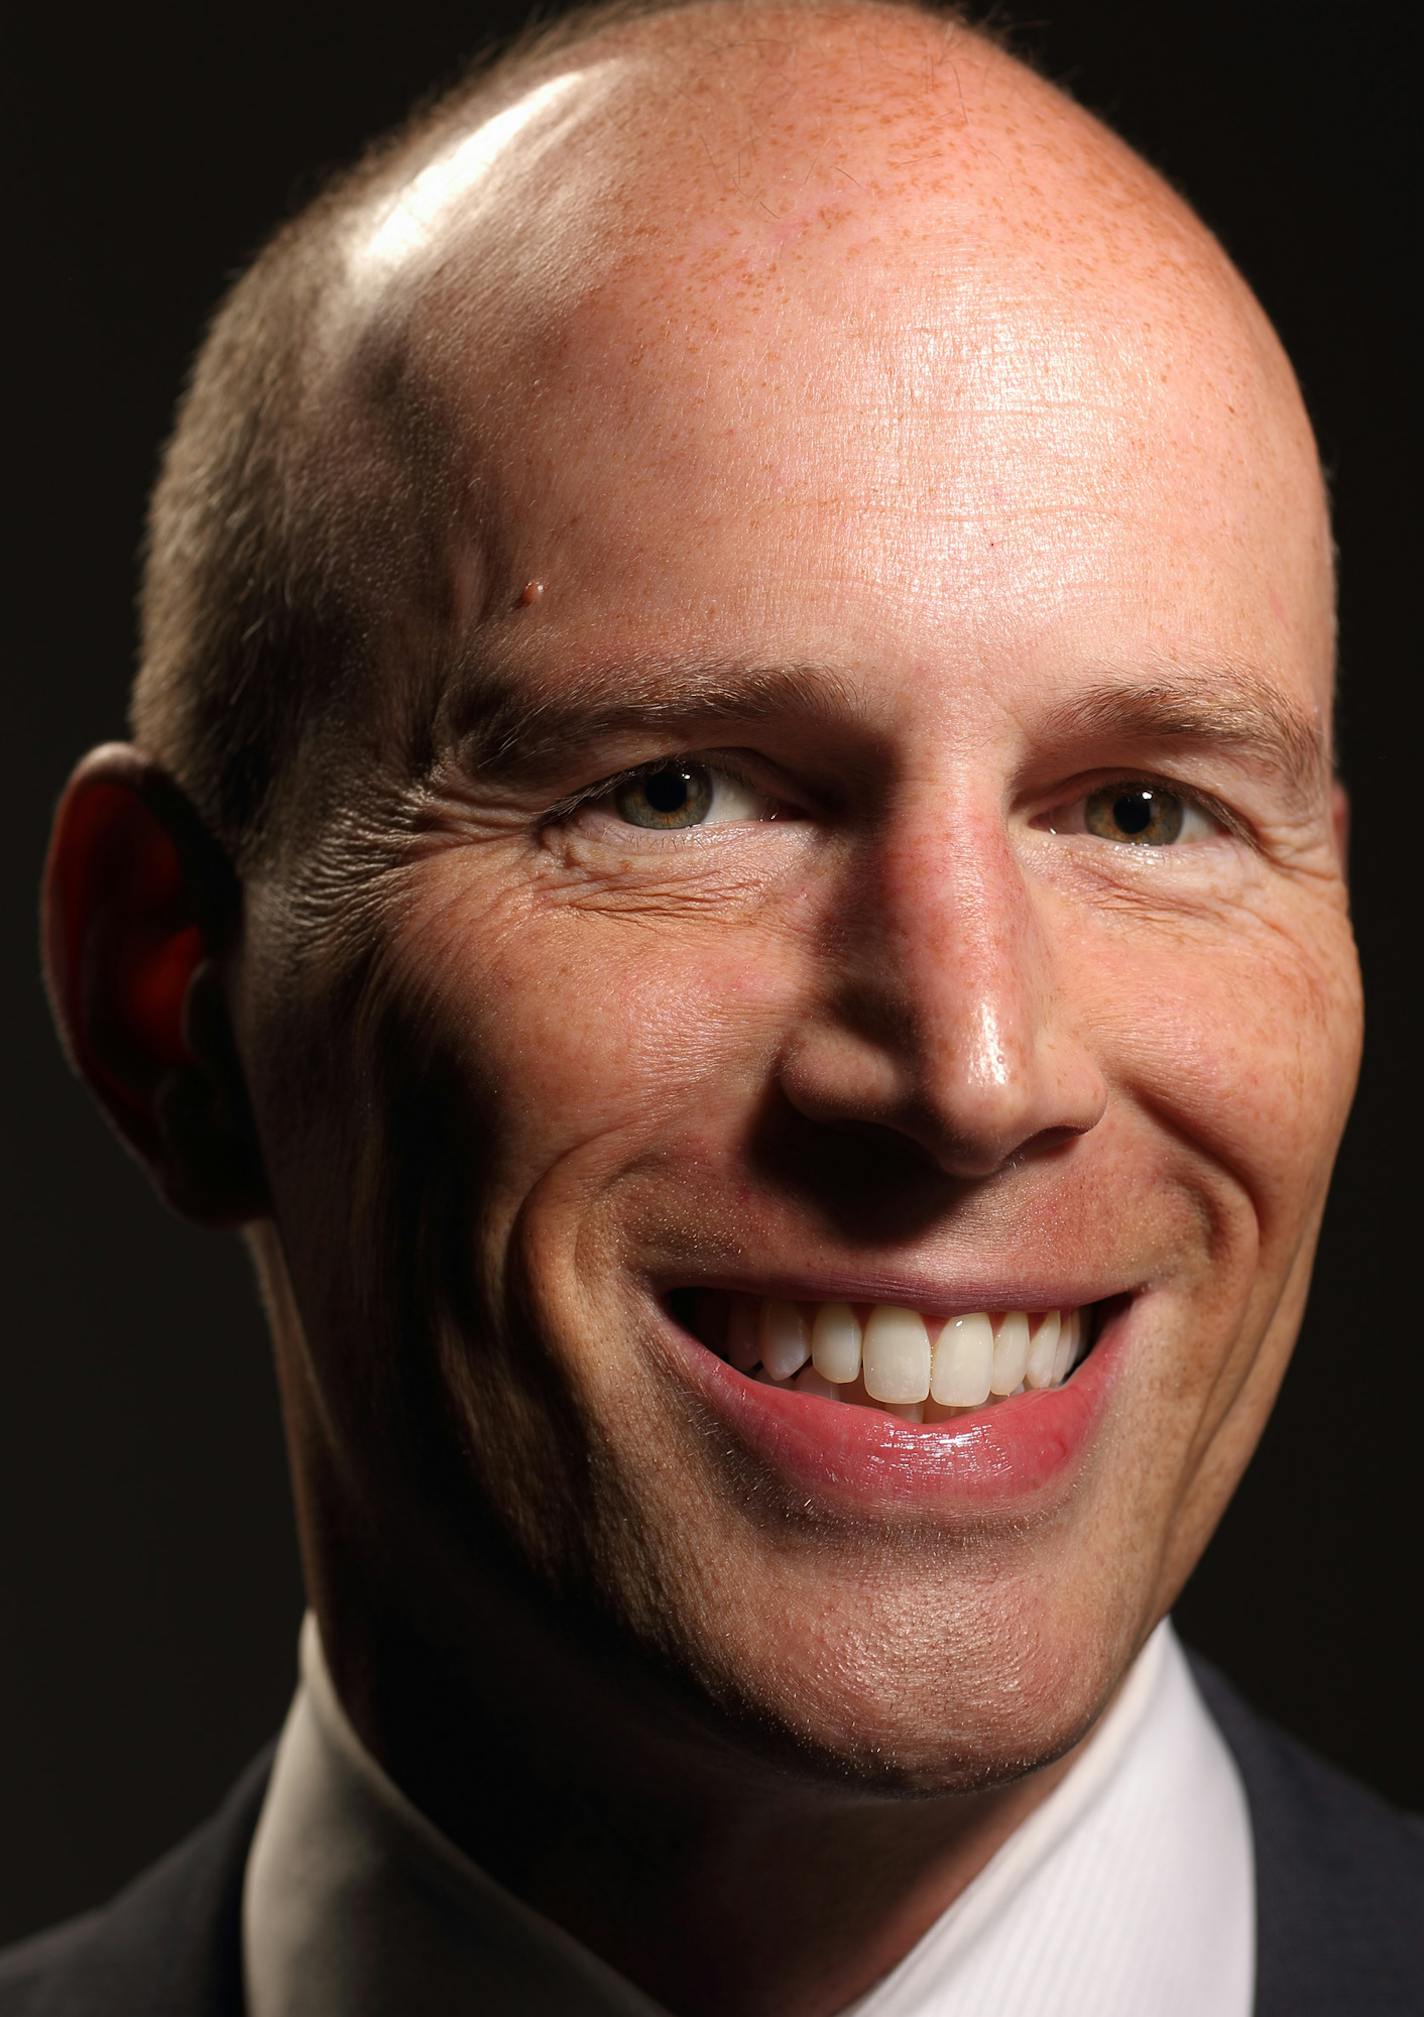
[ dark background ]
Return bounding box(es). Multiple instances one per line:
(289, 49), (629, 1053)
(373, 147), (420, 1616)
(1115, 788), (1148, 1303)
(5, 0), (1414, 1945)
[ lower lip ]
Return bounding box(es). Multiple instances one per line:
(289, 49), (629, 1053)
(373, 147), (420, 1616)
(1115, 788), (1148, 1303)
(660, 1302), (1130, 1515)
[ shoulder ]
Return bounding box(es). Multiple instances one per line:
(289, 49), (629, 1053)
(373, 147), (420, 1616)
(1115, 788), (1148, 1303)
(1188, 1651), (1424, 2015)
(0, 1748), (273, 2017)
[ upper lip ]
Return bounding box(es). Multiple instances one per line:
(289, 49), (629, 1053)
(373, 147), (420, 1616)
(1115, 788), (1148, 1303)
(657, 1268), (1134, 1317)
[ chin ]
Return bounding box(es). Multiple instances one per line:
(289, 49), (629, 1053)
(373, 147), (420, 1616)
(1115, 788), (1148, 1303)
(705, 1661), (1116, 1803)
(659, 1557), (1147, 1801)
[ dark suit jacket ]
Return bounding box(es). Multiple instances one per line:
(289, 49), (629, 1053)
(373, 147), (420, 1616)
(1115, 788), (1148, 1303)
(2, 1657), (1420, 2015)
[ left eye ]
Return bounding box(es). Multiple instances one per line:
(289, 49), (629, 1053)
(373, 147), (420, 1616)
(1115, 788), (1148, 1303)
(1061, 783), (1220, 847)
(609, 762), (771, 830)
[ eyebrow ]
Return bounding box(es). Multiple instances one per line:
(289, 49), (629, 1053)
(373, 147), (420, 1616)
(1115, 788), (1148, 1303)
(439, 656), (864, 780)
(437, 650), (1331, 808)
(1037, 666), (1332, 810)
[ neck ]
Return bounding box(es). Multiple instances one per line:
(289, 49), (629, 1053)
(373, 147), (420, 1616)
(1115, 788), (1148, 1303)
(509, 1761), (1074, 2017)
(315, 1568), (1088, 2017)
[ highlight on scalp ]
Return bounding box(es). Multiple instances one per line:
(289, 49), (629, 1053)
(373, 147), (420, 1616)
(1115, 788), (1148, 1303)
(131, 0), (999, 874)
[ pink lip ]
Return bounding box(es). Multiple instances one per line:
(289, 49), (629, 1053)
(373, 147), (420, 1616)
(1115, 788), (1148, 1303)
(656, 1295), (1132, 1515)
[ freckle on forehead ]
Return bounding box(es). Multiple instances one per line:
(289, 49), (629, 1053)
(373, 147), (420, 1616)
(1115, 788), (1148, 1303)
(393, 2), (1326, 675)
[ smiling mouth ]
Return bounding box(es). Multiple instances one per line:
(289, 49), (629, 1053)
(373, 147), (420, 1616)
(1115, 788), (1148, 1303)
(667, 1290), (1106, 1425)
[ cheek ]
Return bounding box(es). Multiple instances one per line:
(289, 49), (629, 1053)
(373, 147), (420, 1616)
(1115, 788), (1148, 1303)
(1073, 890), (1362, 1238)
(390, 856), (801, 1177)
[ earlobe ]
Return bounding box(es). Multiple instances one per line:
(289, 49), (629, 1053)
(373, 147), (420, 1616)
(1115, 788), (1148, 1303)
(42, 743), (267, 1225)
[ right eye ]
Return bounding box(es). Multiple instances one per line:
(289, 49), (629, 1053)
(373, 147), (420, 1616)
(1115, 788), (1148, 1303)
(605, 761), (777, 831)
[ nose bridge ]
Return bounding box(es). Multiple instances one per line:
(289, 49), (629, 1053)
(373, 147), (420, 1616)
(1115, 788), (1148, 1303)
(782, 797), (1106, 1175)
(879, 809), (1042, 1102)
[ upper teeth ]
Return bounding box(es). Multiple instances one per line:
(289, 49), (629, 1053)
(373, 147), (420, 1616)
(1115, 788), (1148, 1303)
(730, 1299), (1087, 1411)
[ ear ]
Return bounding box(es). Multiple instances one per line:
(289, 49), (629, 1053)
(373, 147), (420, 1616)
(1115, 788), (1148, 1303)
(42, 743), (268, 1225)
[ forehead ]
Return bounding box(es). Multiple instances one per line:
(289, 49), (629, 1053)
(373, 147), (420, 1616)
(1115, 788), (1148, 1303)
(455, 303), (1329, 746)
(345, 15), (1334, 732)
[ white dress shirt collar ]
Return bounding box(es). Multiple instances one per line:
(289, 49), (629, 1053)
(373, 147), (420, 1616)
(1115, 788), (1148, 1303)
(243, 1613), (1253, 2016)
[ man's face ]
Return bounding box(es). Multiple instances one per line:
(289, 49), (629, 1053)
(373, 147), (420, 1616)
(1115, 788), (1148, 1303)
(240, 39), (1361, 1788)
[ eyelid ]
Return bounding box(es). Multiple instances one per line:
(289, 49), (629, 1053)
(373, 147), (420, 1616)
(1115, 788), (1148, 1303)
(543, 757), (1255, 846)
(1042, 772), (1256, 847)
(542, 752), (780, 826)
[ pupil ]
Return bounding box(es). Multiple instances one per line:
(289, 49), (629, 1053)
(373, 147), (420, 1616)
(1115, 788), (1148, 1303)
(1115, 791), (1154, 834)
(644, 768), (690, 813)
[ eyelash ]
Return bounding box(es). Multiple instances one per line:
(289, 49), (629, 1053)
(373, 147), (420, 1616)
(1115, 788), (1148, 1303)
(540, 757), (1253, 848)
(540, 754), (767, 826)
(1045, 774), (1253, 846)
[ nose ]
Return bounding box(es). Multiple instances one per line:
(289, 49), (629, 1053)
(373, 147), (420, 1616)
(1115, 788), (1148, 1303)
(776, 811), (1107, 1179)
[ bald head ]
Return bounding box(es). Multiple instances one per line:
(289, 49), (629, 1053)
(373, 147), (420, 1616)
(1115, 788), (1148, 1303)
(134, 0), (1331, 871)
(80, 5), (1363, 1919)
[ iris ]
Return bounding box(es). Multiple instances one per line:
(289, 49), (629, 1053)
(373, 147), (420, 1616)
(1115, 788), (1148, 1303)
(1085, 785), (1184, 845)
(614, 763), (714, 829)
